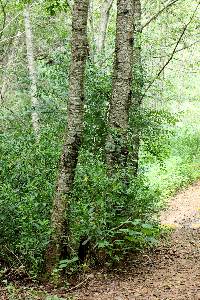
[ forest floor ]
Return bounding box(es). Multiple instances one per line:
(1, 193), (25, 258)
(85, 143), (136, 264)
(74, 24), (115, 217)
(1, 181), (200, 300)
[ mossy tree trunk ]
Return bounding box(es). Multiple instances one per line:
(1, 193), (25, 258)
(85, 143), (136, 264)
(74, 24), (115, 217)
(44, 0), (89, 278)
(130, 0), (143, 175)
(106, 0), (135, 173)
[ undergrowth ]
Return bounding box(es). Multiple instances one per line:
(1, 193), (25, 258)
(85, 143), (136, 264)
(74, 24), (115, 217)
(0, 63), (199, 278)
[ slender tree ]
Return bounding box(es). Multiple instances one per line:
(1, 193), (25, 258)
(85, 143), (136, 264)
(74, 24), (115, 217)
(96, 0), (114, 54)
(44, 0), (89, 277)
(106, 0), (135, 172)
(130, 0), (143, 175)
(24, 4), (40, 140)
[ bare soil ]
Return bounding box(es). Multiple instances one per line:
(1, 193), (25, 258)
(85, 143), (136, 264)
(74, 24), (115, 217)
(1, 181), (200, 300)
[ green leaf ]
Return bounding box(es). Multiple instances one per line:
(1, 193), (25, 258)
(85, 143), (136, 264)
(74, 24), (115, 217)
(97, 240), (110, 248)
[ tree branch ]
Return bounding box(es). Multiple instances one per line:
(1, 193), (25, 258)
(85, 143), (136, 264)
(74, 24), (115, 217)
(141, 1), (200, 100)
(153, 39), (200, 59)
(174, 39), (200, 54)
(142, 0), (180, 31)
(0, 2), (34, 38)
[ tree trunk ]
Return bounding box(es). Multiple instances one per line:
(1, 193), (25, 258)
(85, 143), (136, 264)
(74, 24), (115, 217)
(130, 0), (143, 175)
(96, 0), (114, 54)
(106, 0), (135, 172)
(24, 5), (40, 140)
(44, 0), (89, 278)
(88, 0), (95, 62)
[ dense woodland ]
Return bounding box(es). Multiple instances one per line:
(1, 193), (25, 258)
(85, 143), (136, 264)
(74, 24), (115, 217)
(0, 0), (200, 286)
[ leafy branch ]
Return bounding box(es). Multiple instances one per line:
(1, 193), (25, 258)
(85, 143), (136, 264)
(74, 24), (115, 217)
(142, 0), (180, 31)
(141, 1), (200, 100)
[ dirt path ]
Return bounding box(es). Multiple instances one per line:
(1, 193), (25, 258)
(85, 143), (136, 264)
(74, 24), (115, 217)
(160, 181), (200, 229)
(71, 181), (200, 300)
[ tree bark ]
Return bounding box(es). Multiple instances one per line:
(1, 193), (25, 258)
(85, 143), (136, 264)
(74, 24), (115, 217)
(88, 0), (95, 62)
(106, 0), (135, 172)
(130, 0), (143, 175)
(24, 4), (40, 140)
(96, 0), (114, 54)
(44, 0), (89, 278)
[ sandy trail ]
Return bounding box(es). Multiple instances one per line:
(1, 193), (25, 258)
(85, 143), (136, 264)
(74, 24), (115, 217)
(160, 181), (200, 228)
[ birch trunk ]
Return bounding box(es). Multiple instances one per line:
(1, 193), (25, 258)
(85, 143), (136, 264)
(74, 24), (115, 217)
(106, 0), (135, 172)
(131, 0), (143, 175)
(44, 0), (89, 277)
(96, 0), (114, 54)
(24, 4), (39, 140)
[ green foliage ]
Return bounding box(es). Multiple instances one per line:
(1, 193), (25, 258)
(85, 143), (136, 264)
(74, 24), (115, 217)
(145, 107), (200, 200)
(84, 62), (112, 151)
(2, 282), (74, 299)
(68, 151), (163, 263)
(1, 61), (200, 277)
(140, 109), (177, 163)
(0, 0), (200, 279)
(44, 0), (71, 16)
(0, 122), (63, 275)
